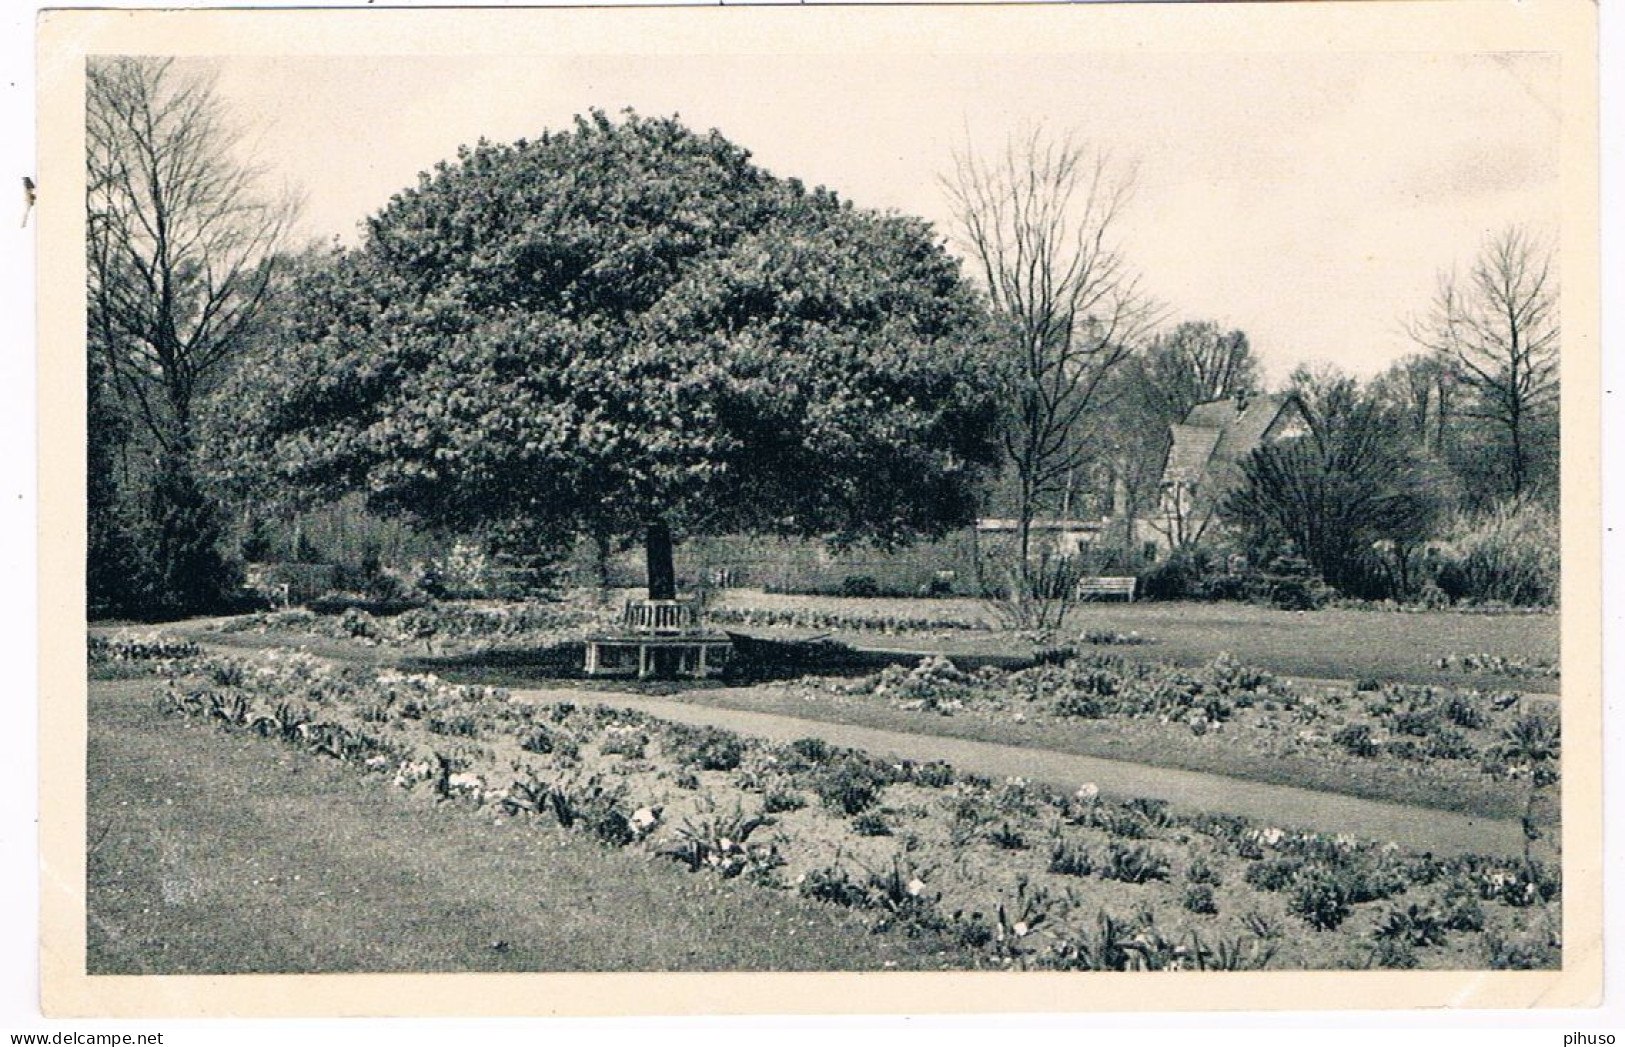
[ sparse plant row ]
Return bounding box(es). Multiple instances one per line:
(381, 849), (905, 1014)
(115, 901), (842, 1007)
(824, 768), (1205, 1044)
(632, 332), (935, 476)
(1434, 653), (1559, 681)
(145, 642), (1558, 970)
(1080, 630), (1156, 647)
(706, 605), (992, 635)
(795, 652), (1559, 791)
(1328, 598), (1558, 617)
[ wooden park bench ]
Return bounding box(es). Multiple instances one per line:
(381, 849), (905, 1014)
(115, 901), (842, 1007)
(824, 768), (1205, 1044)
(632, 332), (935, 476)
(585, 598), (733, 679)
(1076, 575), (1137, 602)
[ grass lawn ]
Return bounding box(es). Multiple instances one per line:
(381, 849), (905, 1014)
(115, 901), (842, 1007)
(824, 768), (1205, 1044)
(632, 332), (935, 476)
(86, 678), (977, 974)
(711, 593), (1559, 691)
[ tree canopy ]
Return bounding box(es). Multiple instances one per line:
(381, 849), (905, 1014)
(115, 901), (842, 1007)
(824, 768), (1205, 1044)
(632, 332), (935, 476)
(215, 111), (1000, 594)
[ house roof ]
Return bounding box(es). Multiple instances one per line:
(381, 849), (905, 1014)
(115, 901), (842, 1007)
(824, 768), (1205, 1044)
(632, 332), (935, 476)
(1163, 424), (1223, 485)
(1161, 393), (1306, 490)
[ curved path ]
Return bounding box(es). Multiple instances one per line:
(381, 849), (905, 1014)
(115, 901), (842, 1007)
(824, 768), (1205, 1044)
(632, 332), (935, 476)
(512, 685), (1529, 859)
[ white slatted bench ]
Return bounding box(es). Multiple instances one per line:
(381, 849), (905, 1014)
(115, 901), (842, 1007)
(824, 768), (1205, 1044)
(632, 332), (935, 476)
(585, 599), (733, 679)
(1076, 575), (1137, 602)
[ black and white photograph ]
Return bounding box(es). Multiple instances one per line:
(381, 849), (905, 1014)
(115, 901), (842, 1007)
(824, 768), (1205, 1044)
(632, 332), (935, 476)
(33, 0), (1603, 1019)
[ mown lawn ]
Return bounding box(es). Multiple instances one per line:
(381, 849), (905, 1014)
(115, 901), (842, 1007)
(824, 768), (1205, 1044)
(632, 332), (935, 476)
(86, 678), (975, 974)
(710, 593), (1559, 691)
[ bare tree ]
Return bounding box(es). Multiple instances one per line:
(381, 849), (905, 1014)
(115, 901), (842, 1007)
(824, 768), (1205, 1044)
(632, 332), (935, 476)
(1141, 320), (1259, 423)
(1370, 352), (1459, 458)
(87, 56), (298, 458)
(943, 129), (1156, 586)
(1408, 226), (1559, 499)
(87, 56), (298, 612)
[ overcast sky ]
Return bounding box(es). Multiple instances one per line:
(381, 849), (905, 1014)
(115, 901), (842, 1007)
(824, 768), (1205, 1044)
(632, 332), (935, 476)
(209, 50), (1560, 385)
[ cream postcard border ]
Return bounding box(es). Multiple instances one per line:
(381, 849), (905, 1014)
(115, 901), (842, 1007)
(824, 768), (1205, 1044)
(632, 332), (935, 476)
(35, 1), (1603, 1017)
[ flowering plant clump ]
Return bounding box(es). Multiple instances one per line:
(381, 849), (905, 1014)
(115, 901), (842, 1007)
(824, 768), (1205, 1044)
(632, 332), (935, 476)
(1434, 652), (1560, 681)
(1081, 629), (1155, 647)
(89, 631), (202, 663)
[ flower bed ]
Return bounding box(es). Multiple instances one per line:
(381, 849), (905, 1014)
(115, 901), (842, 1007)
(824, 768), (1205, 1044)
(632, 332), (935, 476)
(142, 642), (1559, 970)
(88, 631), (203, 678)
(705, 605), (992, 635)
(773, 653), (1561, 806)
(208, 598), (613, 652)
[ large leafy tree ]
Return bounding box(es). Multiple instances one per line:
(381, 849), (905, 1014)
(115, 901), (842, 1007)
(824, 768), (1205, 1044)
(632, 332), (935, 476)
(216, 111), (1000, 598)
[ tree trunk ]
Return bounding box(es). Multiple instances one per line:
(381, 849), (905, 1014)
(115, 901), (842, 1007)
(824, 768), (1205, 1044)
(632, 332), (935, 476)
(594, 531), (613, 591)
(645, 520), (676, 601)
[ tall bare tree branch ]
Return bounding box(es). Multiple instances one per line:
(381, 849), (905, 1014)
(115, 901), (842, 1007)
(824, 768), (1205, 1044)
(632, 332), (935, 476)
(943, 128), (1158, 580)
(1406, 226), (1559, 499)
(86, 56), (299, 457)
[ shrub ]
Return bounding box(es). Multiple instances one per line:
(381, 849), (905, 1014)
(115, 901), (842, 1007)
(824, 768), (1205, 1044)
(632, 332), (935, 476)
(839, 574), (882, 598)
(1053, 692), (1106, 719)
(599, 728), (648, 759)
(1374, 904), (1448, 947)
(1244, 859), (1303, 893)
(1483, 927), (1560, 969)
(663, 803), (779, 878)
(1368, 938), (1419, 969)
(1390, 708), (1438, 738)
(788, 737), (834, 766)
(1332, 724), (1381, 758)
(1438, 884), (1486, 931)
(1497, 712), (1561, 765)
(1098, 843), (1172, 884)
(898, 760), (956, 789)
(1048, 841), (1095, 877)
(1288, 870), (1352, 930)
(1435, 501), (1559, 606)
(812, 757), (890, 815)
(1186, 858), (1223, 886)
(1426, 729), (1478, 761)
(985, 822), (1027, 850)
(519, 725), (578, 758)
(852, 812), (893, 837)
(798, 865), (868, 908)
(1444, 694), (1490, 729)
(668, 726), (746, 771)
(1137, 550), (1210, 602)
(762, 788), (806, 813)
(1183, 885), (1219, 915)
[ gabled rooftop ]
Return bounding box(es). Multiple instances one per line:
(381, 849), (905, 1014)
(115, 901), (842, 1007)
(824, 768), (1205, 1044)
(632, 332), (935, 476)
(1160, 393), (1308, 491)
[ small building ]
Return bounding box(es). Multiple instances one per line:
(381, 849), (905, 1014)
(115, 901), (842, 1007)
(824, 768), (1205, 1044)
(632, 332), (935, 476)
(973, 517), (1107, 559)
(1152, 393), (1312, 548)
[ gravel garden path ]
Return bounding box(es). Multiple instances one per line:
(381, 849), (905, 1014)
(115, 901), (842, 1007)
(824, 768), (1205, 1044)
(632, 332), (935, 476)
(511, 684), (1529, 859)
